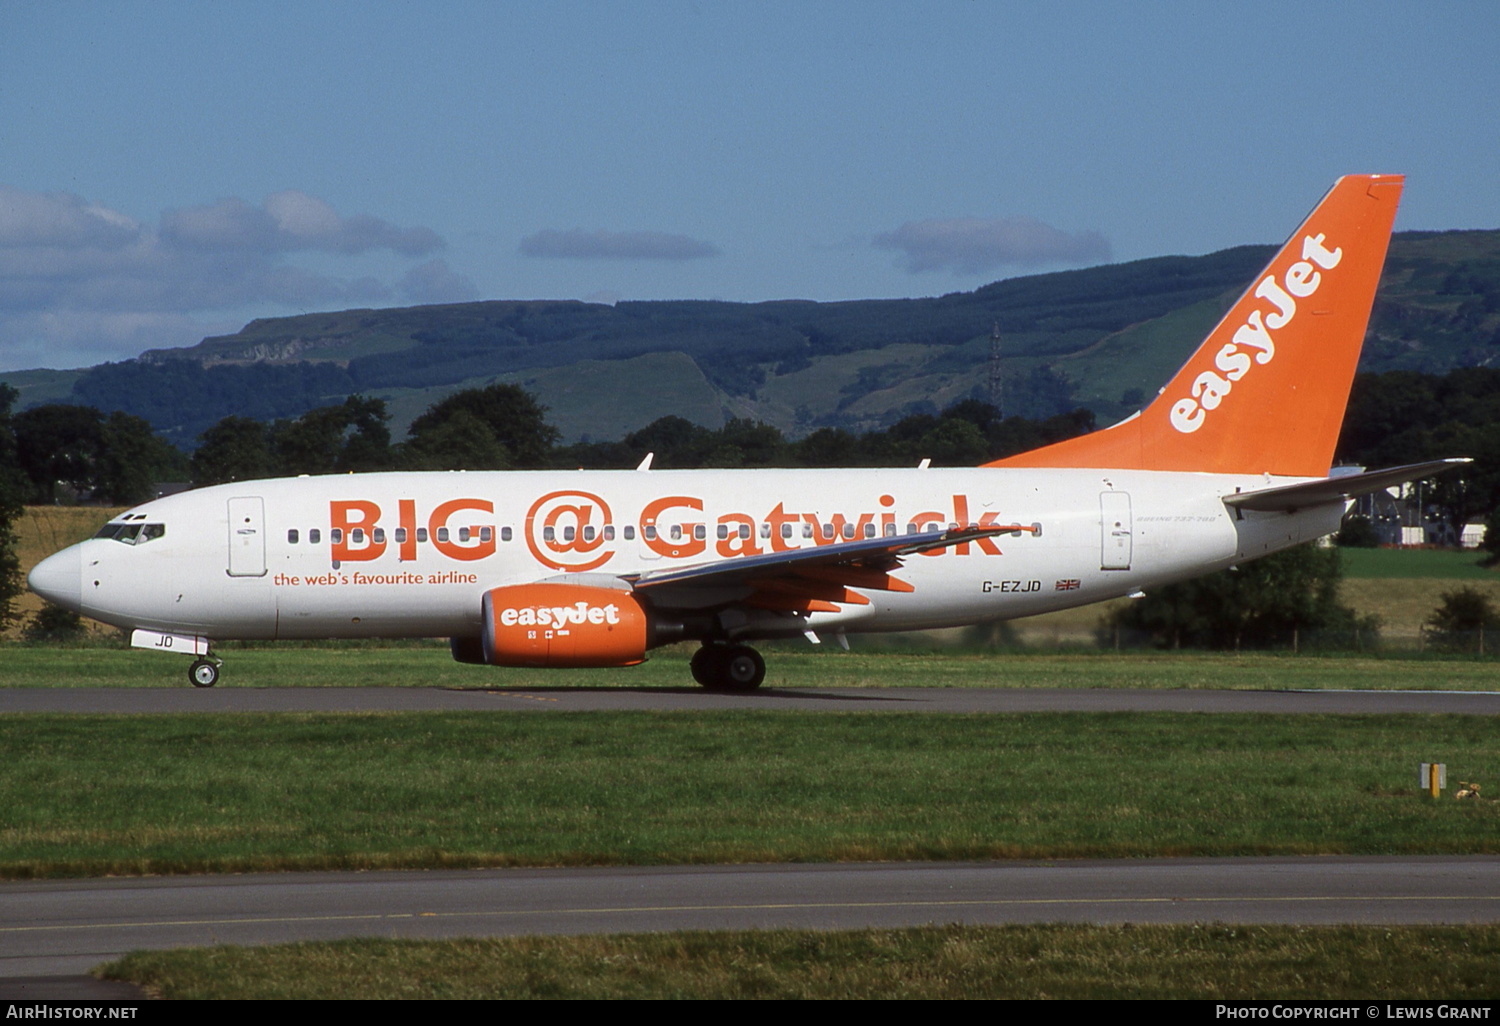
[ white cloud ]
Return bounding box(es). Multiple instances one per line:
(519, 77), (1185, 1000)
(519, 228), (719, 261)
(0, 184), (465, 370)
(874, 216), (1110, 275)
(398, 259), (478, 305)
(0, 185), (140, 248)
(161, 191), (443, 256)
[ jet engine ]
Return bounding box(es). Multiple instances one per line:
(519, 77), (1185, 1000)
(477, 582), (650, 667)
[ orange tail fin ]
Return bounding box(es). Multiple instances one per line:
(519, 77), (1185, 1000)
(988, 174), (1404, 476)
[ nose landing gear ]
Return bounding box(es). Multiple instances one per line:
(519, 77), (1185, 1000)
(690, 643), (766, 691)
(188, 658), (221, 688)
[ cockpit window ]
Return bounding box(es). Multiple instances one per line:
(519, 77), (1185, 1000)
(94, 522), (165, 545)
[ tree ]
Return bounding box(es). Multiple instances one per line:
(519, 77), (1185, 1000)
(22, 603), (87, 644)
(1425, 586), (1500, 651)
(1484, 506), (1500, 566)
(0, 385), (25, 631)
(12, 404), (104, 503)
(1110, 544), (1374, 650)
(407, 384), (558, 469)
(269, 396), (392, 477)
(401, 409), (510, 470)
(1335, 514), (1380, 548)
(96, 411), (187, 504)
(334, 395), (393, 473)
(272, 405), (353, 477)
(619, 415), (713, 468)
(192, 416), (274, 486)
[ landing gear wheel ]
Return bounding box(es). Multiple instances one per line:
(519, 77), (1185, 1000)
(720, 644), (765, 691)
(692, 643), (765, 691)
(189, 659), (219, 688)
(690, 645), (723, 687)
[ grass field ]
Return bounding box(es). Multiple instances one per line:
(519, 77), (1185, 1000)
(99, 924), (1500, 999)
(1340, 547), (1495, 579)
(2, 711), (1495, 878)
(3, 643), (1499, 689)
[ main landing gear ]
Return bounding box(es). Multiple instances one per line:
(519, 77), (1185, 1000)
(188, 658), (221, 688)
(690, 643), (766, 691)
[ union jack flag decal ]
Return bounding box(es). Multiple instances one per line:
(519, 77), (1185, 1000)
(1054, 579), (1081, 591)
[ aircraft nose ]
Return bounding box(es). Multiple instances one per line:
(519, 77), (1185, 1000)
(28, 545), (83, 611)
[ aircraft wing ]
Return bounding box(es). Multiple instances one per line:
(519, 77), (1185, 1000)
(625, 525), (1022, 613)
(1222, 459), (1470, 514)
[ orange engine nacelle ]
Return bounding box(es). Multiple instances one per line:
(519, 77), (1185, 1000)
(480, 583), (650, 668)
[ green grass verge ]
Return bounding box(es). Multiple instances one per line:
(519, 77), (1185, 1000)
(3, 643), (1500, 689)
(3, 712), (1496, 878)
(1340, 547), (1494, 580)
(99, 924), (1500, 999)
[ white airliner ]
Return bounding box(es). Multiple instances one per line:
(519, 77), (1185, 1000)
(28, 174), (1463, 689)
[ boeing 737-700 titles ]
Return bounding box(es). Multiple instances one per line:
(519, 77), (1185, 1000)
(28, 174), (1464, 689)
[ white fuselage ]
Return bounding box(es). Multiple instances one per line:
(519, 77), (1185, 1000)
(35, 466), (1340, 644)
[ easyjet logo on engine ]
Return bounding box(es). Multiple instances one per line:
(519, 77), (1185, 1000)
(498, 601), (623, 628)
(1169, 233), (1343, 434)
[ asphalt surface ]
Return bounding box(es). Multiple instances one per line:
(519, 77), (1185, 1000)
(3, 685), (1500, 714)
(3, 856), (1498, 993)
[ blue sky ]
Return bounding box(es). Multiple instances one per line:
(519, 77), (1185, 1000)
(2, 0), (1497, 372)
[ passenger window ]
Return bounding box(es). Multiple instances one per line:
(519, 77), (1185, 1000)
(717, 525), (728, 540)
(670, 525), (682, 540)
(351, 529), (365, 544)
(394, 528), (407, 544)
(288, 529), (299, 544)
(373, 528), (385, 544)
(480, 527), (493, 542)
(459, 527), (471, 542)
(501, 527), (513, 542)
(584, 526), (595, 542)
(438, 527), (450, 542)
(331, 529), (343, 544)
(694, 525), (705, 541)
(603, 525), (614, 541)
(863, 524), (875, 539)
(310, 528), (321, 544)
(643, 526), (655, 540)
(625, 526), (637, 540)
(416, 528), (427, 543)
(542, 527), (553, 542)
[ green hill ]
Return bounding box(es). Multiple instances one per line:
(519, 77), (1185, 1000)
(7, 229), (1498, 446)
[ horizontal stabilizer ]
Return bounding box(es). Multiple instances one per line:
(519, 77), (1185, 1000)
(1222, 459), (1470, 513)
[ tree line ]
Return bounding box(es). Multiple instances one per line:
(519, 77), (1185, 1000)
(185, 386), (1099, 485)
